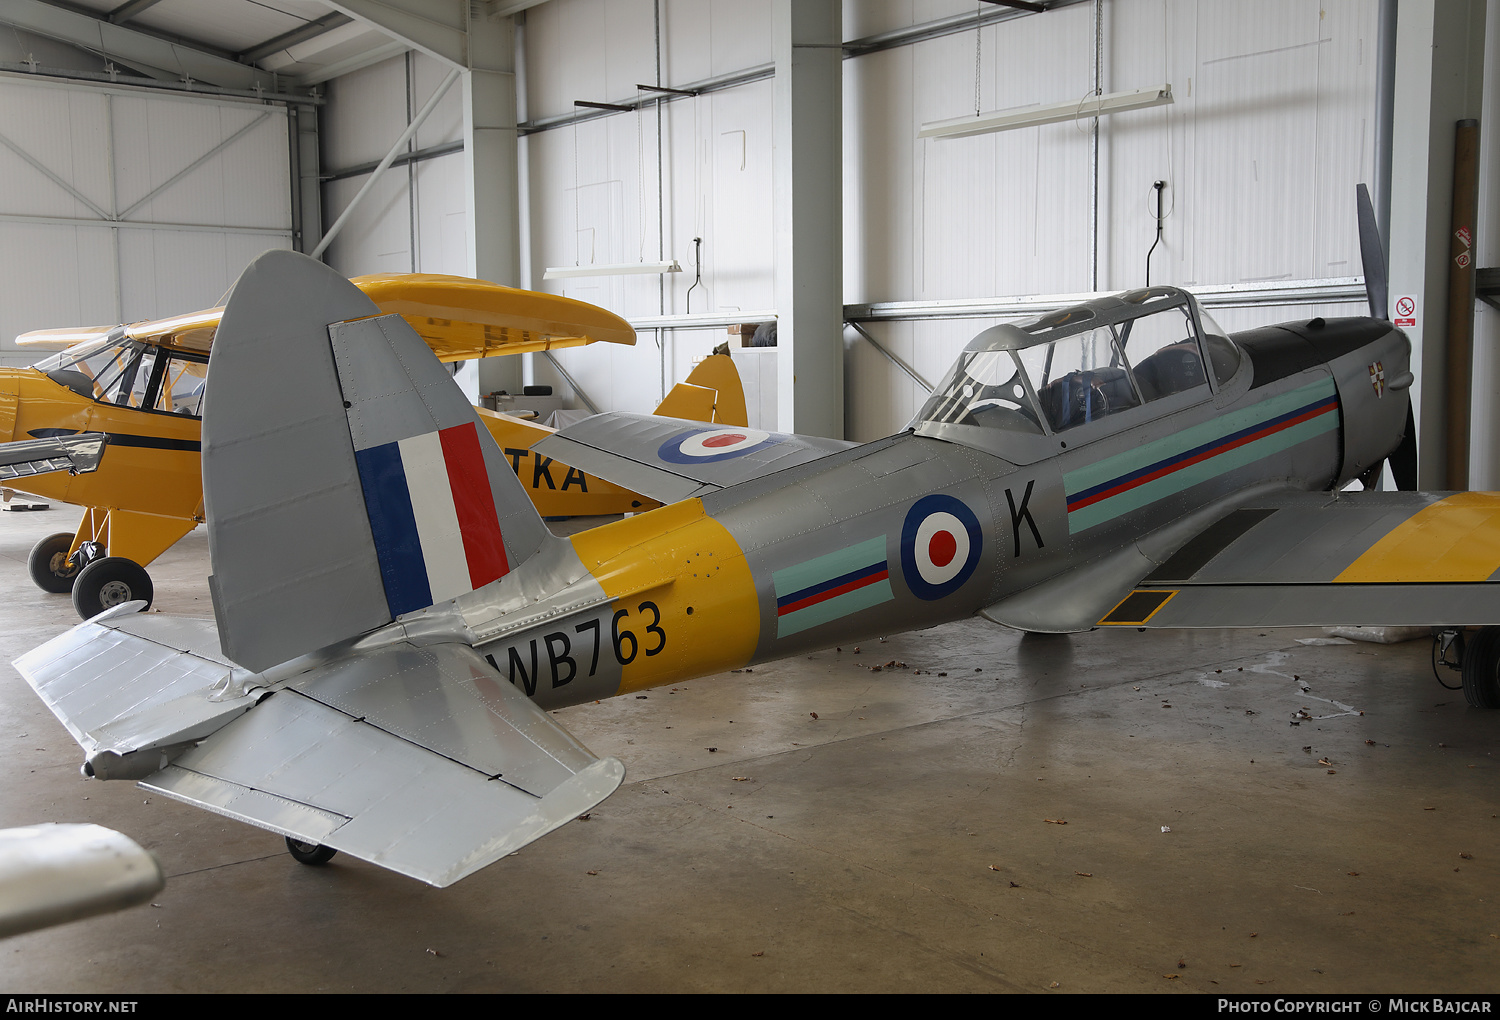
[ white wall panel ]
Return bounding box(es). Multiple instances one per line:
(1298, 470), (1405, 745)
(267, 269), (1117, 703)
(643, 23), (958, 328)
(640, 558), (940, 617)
(323, 170), (414, 275)
(0, 77), (291, 366)
(0, 222), (117, 347)
(322, 55), (409, 169)
(495, 0), (1379, 435)
(414, 153), (471, 276)
(111, 97), (289, 229)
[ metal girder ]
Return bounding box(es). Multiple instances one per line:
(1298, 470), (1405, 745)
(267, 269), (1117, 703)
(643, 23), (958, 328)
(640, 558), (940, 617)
(3, 0), (285, 91)
(325, 0), (468, 69)
(107, 0), (165, 26)
(238, 12), (354, 65)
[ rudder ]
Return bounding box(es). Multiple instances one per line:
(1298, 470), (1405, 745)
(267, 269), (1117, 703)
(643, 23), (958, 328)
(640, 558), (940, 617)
(205, 250), (554, 672)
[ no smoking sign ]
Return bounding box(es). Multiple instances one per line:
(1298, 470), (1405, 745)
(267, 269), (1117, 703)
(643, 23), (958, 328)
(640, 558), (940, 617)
(1394, 294), (1417, 327)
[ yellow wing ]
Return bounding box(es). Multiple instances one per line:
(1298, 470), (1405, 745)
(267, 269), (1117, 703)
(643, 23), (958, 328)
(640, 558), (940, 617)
(15, 274), (637, 361)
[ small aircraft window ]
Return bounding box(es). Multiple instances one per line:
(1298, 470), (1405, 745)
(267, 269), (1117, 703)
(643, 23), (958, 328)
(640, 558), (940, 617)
(1016, 327), (1142, 432)
(153, 355), (207, 416)
(97, 347), (157, 408)
(1117, 304), (1208, 402)
(917, 350), (1045, 434)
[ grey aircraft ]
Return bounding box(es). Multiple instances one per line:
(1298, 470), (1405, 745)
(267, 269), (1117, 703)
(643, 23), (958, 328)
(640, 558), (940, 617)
(14, 219), (1500, 887)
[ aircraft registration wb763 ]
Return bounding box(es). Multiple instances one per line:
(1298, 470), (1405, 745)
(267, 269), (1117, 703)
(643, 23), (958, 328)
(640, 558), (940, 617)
(15, 239), (1500, 888)
(1, 274), (746, 619)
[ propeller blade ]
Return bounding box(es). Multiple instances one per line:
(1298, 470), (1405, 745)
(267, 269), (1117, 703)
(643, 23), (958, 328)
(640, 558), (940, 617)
(1390, 404), (1418, 490)
(1357, 183), (1389, 320)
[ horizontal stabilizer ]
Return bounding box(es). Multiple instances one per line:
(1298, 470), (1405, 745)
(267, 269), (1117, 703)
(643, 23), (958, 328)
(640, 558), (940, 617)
(13, 611), (256, 778)
(0, 432), (107, 481)
(141, 643), (623, 887)
(534, 412), (854, 504)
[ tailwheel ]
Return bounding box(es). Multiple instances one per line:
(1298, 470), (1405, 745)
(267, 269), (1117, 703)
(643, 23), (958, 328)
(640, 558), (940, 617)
(285, 837), (338, 866)
(70, 556), (153, 620)
(27, 532), (82, 593)
(1460, 626), (1500, 709)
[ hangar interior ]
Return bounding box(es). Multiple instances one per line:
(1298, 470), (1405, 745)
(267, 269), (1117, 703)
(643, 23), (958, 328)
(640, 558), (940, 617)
(0, 0), (1497, 994)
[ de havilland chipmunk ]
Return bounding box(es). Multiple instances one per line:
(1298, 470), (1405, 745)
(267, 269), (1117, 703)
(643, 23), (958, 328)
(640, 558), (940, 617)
(14, 192), (1500, 887)
(0, 274), (746, 620)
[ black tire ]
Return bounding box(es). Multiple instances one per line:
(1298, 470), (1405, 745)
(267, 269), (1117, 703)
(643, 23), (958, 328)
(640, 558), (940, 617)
(70, 557), (153, 620)
(28, 533), (81, 594)
(1461, 626), (1500, 709)
(286, 837), (338, 866)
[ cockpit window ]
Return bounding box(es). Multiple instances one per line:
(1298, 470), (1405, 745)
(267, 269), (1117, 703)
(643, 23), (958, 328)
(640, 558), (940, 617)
(917, 351), (1045, 434)
(37, 336), (206, 417)
(1117, 304), (1208, 401)
(914, 287), (1242, 443)
(1016, 327), (1142, 431)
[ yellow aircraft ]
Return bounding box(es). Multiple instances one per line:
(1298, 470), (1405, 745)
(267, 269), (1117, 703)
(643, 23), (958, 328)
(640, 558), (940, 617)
(5, 272), (746, 619)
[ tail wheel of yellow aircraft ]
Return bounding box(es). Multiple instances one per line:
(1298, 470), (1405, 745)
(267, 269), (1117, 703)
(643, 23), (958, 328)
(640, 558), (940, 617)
(70, 557), (153, 620)
(27, 533), (83, 594)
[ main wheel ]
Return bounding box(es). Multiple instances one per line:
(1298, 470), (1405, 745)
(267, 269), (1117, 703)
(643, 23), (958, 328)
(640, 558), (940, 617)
(70, 556), (153, 620)
(285, 837), (338, 866)
(28, 533), (81, 593)
(1460, 626), (1500, 709)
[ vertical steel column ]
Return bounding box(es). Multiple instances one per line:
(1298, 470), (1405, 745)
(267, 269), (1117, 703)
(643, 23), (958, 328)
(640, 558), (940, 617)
(772, 0), (843, 439)
(1445, 118), (1479, 489)
(1373, 0), (1397, 265)
(1388, 0), (1486, 487)
(466, 9), (523, 400)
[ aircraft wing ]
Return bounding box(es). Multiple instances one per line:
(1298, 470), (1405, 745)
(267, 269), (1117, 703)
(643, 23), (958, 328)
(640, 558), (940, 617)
(531, 412), (857, 504)
(14, 609), (623, 889)
(984, 490), (1500, 632)
(0, 432), (107, 481)
(15, 275), (635, 361)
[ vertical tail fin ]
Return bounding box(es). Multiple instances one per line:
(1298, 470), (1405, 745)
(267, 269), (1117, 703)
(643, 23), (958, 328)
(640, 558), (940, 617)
(205, 250), (554, 671)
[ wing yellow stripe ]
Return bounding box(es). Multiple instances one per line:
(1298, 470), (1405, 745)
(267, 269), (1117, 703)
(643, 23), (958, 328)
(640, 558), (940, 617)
(1335, 492), (1500, 582)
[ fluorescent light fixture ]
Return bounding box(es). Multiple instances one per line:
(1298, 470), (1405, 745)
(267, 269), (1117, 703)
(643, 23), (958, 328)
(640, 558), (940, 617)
(544, 260), (683, 280)
(919, 84), (1173, 140)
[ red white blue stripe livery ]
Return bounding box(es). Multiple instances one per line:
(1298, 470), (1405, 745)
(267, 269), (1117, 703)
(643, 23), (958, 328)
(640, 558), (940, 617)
(355, 421), (510, 617)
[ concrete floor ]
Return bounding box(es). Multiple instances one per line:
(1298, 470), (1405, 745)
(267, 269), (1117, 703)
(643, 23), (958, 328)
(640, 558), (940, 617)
(1, 502), (1498, 993)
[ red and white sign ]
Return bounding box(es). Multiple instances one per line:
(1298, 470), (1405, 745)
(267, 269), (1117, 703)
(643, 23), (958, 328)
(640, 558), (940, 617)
(1394, 294), (1417, 328)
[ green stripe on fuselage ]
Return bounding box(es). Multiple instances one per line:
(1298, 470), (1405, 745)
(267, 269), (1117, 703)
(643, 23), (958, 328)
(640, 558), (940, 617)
(1063, 377), (1338, 533)
(772, 536), (888, 597)
(777, 579), (895, 637)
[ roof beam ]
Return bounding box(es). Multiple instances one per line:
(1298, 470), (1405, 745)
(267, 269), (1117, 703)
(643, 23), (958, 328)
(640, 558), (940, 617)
(107, 0), (166, 26)
(2, 0), (288, 90)
(238, 12), (354, 65)
(325, 0), (467, 68)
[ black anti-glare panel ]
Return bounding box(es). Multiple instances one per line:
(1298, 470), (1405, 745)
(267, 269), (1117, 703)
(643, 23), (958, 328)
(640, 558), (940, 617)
(1144, 507), (1277, 583)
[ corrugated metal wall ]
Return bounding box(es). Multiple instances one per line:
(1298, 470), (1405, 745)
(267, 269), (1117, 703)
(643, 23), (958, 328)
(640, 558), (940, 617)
(315, 0), (1378, 440)
(0, 76), (291, 367)
(321, 51), (468, 277)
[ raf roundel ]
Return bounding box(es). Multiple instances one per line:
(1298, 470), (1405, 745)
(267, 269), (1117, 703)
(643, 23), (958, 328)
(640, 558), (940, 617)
(658, 427), (777, 464)
(900, 494), (983, 600)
